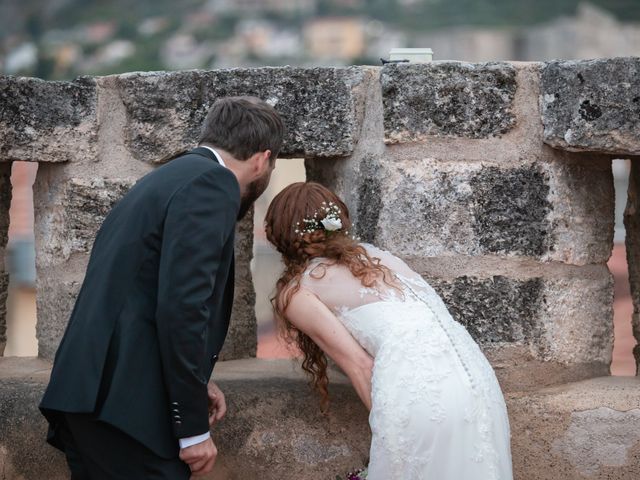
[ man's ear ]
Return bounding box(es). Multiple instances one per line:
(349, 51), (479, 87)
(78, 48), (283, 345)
(255, 150), (272, 175)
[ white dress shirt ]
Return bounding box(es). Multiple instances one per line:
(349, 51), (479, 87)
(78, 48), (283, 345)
(178, 145), (226, 450)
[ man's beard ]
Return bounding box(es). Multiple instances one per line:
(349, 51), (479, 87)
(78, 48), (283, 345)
(237, 173), (270, 220)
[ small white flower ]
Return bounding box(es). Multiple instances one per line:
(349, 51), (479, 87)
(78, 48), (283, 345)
(321, 216), (342, 231)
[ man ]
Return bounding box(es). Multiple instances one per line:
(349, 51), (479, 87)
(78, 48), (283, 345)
(40, 96), (285, 479)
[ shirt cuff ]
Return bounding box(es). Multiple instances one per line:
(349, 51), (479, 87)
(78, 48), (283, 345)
(179, 432), (211, 449)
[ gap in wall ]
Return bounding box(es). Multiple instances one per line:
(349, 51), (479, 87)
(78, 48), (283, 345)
(252, 158), (305, 359)
(4, 161), (38, 357)
(610, 158), (636, 376)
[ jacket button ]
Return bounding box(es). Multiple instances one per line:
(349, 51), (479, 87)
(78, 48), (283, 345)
(212, 354), (219, 362)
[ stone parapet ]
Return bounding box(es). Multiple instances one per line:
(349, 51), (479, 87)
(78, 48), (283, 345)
(381, 62), (518, 143)
(0, 76), (98, 163)
(541, 57), (640, 156)
(115, 67), (368, 163)
(308, 62), (616, 391)
(1, 358), (638, 480)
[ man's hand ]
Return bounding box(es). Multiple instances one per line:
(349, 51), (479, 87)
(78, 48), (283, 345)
(208, 381), (227, 426)
(179, 437), (217, 476)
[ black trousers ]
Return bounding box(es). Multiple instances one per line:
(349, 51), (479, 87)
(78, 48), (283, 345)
(58, 413), (191, 480)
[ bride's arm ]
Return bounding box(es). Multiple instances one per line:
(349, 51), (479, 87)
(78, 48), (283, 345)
(286, 287), (373, 411)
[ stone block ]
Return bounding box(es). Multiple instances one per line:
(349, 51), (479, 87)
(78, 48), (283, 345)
(115, 67), (367, 163)
(33, 171), (138, 276)
(424, 265), (613, 391)
(34, 169), (257, 360)
(381, 62), (517, 143)
(0, 76), (97, 163)
(624, 160), (640, 374)
(349, 155), (613, 266)
(0, 163), (11, 355)
(35, 273), (81, 361)
(541, 57), (640, 155)
(220, 208), (257, 360)
(508, 376), (640, 479)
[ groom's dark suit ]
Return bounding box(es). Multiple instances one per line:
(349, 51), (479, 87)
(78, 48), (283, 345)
(40, 147), (240, 474)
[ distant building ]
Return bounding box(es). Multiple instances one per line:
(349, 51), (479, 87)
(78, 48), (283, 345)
(520, 3), (640, 60)
(236, 19), (303, 59)
(412, 3), (640, 63)
(161, 34), (213, 70)
(304, 17), (366, 61)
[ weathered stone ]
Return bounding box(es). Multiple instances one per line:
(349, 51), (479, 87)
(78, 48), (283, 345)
(34, 174), (137, 268)
(2, 358), (639, 480)
(508, 376), (640, 480)
(0, 163), (11, 356)
(381, 62), (517, 143)
(0, 358), (69, 480)
(115, 67), (367, 163)
(0, 358), (371, 480)
(345, 156), (613, 266)
(424, 265), (613, 391)
(220, 208), (257, 360)
(0, 76), (97, 163)
(624, 160), (640, 375)
(541, 57), (640, 155)
(34, 170), (257, 360)
(35, 273), (81, 361)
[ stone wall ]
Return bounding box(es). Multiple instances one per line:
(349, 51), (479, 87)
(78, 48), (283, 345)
(0, 163), (10, 355)
(1, 57), (640, 478)
(2, 68), (371, 360)
(308, 60), (619, 391)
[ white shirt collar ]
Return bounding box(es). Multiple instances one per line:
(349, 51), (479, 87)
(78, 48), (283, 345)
(200, 145), (226, 168)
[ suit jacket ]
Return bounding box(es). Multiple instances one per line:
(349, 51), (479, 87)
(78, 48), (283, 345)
(40, 147), (240, 458)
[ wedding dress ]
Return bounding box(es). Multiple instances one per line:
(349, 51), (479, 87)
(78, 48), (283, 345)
(300, 244), (513, 480)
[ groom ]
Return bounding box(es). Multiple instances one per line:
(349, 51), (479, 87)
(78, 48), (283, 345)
(40, 96), (285, 479)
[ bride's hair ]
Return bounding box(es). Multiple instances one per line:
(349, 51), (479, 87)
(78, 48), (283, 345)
(265, 181), (396, 411)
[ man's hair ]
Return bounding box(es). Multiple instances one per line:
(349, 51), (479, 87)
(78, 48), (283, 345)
(199, 96), (285, 161)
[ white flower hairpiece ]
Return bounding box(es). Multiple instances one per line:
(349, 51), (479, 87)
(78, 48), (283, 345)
(294, 202), (343, 236)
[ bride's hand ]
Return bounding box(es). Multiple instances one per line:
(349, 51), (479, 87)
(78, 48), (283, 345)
(207, 381), (227, 426)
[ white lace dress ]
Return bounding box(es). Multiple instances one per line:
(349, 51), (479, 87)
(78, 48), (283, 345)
(300, 244), (513, 480)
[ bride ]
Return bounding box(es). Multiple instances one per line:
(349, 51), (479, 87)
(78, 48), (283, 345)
(264, 182), (513, 480)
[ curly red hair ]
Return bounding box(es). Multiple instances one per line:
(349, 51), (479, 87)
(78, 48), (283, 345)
(265, 181), (396, 411)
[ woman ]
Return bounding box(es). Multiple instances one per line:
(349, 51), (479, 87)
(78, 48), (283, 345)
(265, 182), (513, 480)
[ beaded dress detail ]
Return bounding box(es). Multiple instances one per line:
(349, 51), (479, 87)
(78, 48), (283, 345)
(300, 244), (513, 480)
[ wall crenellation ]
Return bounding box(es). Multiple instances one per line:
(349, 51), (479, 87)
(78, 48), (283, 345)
(1, 57), (640, 479)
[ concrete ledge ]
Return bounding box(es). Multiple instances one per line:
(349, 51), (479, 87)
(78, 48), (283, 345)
(2, 358), (639, 479)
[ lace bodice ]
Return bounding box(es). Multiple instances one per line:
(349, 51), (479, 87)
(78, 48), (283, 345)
(300, 244), (513, 480)
(300, 243), (432, 313)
